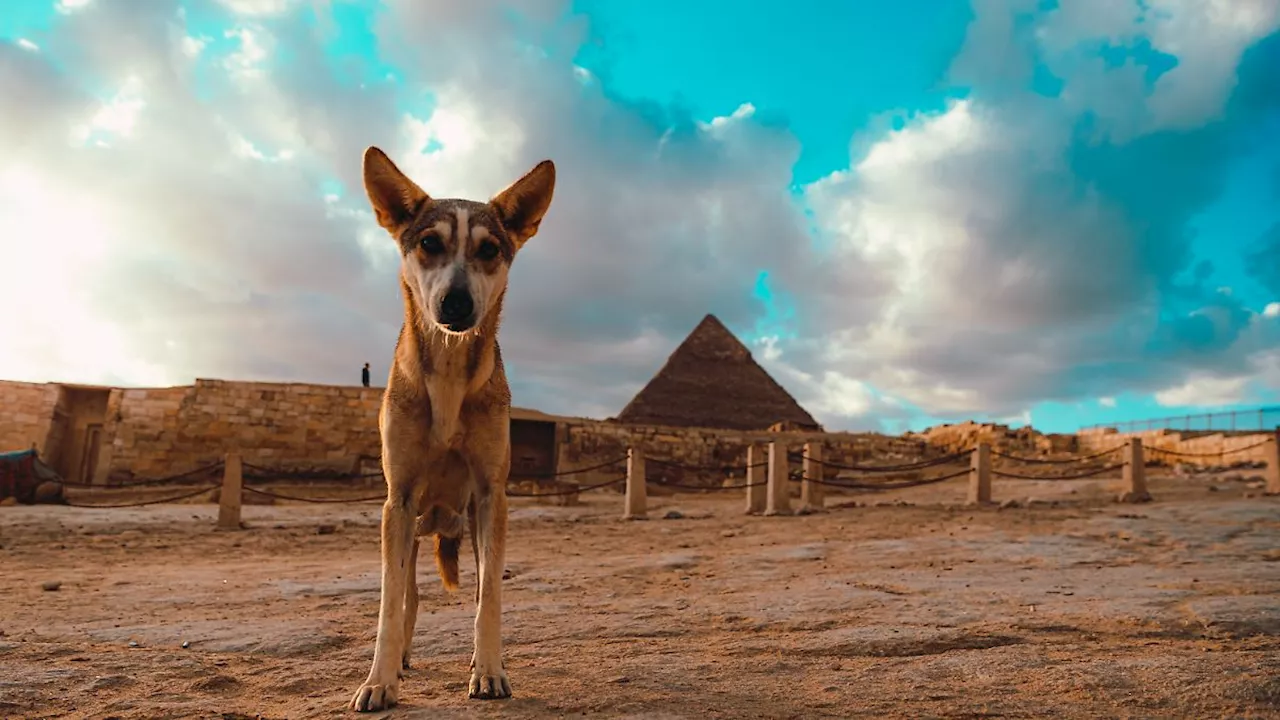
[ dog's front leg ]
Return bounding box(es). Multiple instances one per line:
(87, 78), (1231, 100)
(468, 483), (510, 698)
(461, 436), (512, 700)
(350, 492), (416, 712)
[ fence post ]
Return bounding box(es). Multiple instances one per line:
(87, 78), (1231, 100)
(765, 441), (791, 516)
(217, 452), (243, 530)
(1120, 438), (1151, 503)
(745, 444), (767, 515)
(801, 441), (825, 511)
(1264, 429), (1280, 496)
(967, 443), (991, 506)
(624, 447), (647, 520)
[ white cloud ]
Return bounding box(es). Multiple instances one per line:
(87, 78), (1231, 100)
(55, 0), (93, 14)
(1034, 0), (1280, 138)
(216, 0), (297, 16)
(70, 75), (145, 146)
(1154, 374), (1250, 407)
(1265, 302), (1280, 318)
(1099, 397), (1117, 407)
(181, 35), (208, 59)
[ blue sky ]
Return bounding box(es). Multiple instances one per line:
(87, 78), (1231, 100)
(1, 0), (1278, 435)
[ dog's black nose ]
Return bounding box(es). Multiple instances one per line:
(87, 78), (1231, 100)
(439, 288), (474, 328)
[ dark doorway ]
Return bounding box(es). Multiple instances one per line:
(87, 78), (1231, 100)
(509, 419), (557, 480)
(50, 386), (111, 482)
(80, 423), (103, 485)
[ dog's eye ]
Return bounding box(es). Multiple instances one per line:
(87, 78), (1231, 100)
(476, 242), (499, 261)
(420, 235), (444, 254)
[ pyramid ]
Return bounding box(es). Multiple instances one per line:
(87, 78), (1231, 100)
(614, 314), (822, 432)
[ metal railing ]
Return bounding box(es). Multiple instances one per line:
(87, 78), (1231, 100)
(1083, 406), (1280, 434)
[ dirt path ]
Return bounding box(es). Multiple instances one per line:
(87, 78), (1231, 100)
(1, 472), (1278, 719)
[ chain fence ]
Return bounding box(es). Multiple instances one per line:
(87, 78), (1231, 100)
(34, 428), (1278, 512)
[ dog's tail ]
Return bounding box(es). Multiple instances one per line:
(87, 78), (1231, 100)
(433, 534), (461, 592)
(415, 504), (464, 592)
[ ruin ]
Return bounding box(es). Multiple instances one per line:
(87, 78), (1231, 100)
(1, 316), (1273, 491)
(0, 376), (925, 490)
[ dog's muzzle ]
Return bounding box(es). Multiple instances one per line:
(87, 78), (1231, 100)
(438, 287), (476, 332)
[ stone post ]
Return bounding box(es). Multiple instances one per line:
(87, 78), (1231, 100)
(624, 447), (647, 520)
(801, 441), (825, 511)
(217, 452), (243, 530)
(765, 441), (791, 516)
(1263, 429), (1280, 496)
(1120, 438), (1151, 503)
(745, 444), (767, 515)
(967, 443), (991, 506)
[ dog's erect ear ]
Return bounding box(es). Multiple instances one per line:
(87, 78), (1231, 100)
(490, 160), (556, 248)
(363, 146), (429, 231)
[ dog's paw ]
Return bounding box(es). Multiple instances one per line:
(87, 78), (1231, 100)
(468, 664), (511, 700)
(349, 679), (399, 712)
(402, 650), (412, 672)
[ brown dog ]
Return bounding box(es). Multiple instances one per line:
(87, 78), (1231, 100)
(349, 146), (555, 712)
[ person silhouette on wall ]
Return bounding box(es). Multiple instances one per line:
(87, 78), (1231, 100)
(362, 362), (371, 388)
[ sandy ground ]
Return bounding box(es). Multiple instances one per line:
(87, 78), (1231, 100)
(1, 470), (1278, 720)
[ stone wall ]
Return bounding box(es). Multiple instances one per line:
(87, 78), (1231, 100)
(911, 420), (1078, 456)
(1078, 427), (1275, 468)
(0, 377), (949, 488)
(108, 386), (196, 480)
(7, 376), (1272, 486)
(555, 419), (937, 488)
(0, 381), (61, 455)
(110, 380), (384, 481)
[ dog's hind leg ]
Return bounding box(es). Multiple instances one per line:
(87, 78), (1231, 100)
(350, 489), (416, 712)
(404, 503), (465, 670)
(401, 537), (419, 672)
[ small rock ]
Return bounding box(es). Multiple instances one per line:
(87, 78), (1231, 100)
(1244, 492), (1257, 499)
(33, 481), (64, 504)
(999, 499), (1021, 509)
(610, 675), (630, 684)
(663, 510), (684, 520)
(721, 530), (737, 538)
(316, 524), (337, 535)
(1117, 490), (1153, 504)
(128, 640), (139, 648)
(41, 581), (61, 592)
(1207, 486), (1220, 493)
(182, 640), (190, 649)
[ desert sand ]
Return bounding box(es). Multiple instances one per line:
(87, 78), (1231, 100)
(1, 470), (1278, 719)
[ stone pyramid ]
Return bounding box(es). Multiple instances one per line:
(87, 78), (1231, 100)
(614, 314), (821, 431)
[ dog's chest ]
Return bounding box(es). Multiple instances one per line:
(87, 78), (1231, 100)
(425, 357), (471, 449)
